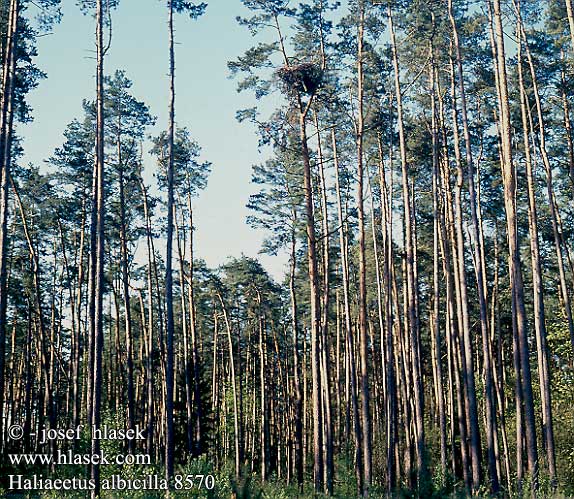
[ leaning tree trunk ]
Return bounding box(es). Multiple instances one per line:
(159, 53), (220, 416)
(523, 36), (574, 362)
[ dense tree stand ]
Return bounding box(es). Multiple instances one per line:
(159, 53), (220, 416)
(1, 0), (574, 497)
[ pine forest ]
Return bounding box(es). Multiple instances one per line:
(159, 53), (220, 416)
(1, 0), (574, 497)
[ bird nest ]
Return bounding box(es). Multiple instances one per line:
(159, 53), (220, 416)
(276, 62), (323, 95)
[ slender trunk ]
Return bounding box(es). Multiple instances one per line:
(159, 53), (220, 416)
(299, 101), (324, 492)
(333, 130), (363, 494)
(565, 0), (574, 57)
(257, 291), (270, 482)
(140, 175), (155, 456)
(89, 0), (105, 494)
(289, 221), (304, 489)
(429, 58), (447, 481)
(516, 26), (556, 485)
(0, 0), (18, 454)
(118, 140), (135, 454)
(448, 51), (483, 492)
(218, 293), (241, 479)
(355, 6), (371, 494)
(313, 110), (334, 495)
(491, 0), (539, 485)
(388, 5), (425, 484)
(377, 129), (397, 492)
(73, 204), (86, 433)
(175, 206), (194, 456)
(186, 199), (203, 455)
(437, 83), (471, 489)
(165, 0), (176, 480)
(447, 2), (499, 490)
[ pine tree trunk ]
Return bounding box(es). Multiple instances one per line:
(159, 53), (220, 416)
(516, 28), (557, 485)
(437, 87), (471, 488)
(185, 199), (203, 456)
(118, 139), (135, 454)
(175, 207), (194, 457)
(333, 130), (363, 494)
(289, 219), (304, 489)
(73, 205), (86, 435)
(218, 293), (241, 479)
(448, 53), (483, 492)
(388, 5), (425, 485)
(140, 175), (155, 457)
(447, 2), (500, 490)
(299, 104), (324, 492)
(313, 111), (334, 495)
(491, 0), (539, 486)
(565, 0), (574, 57)
(165, 0), (176, 481)
(0, 0), (17, 454)
(429, 59), (447, 482)
(376, 130), (397, 493)
(355, 7), (372, 494)
(89, 0), (105, 494)
(256, 290), (269, 482)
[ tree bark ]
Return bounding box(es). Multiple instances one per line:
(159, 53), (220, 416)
(165, 0), (176, 481)
(298, 102), (324, 492)
(218, 293), (241, 479)
(0, 0), (18, 454)
(491, 0), (539, 486)
(88, 0), (106, 494)
(515, 9), (557, 482)
(355, 6), (372, 494)
(388, 4), (425, 485)
(333, 130), (363, 495)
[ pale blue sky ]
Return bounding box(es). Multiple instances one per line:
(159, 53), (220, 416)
(18, 0), (287, 279)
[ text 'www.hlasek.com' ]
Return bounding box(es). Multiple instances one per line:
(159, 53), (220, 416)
(6, 424), (215, 492)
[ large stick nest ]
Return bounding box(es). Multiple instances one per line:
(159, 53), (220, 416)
(276, 62), (323, 95)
